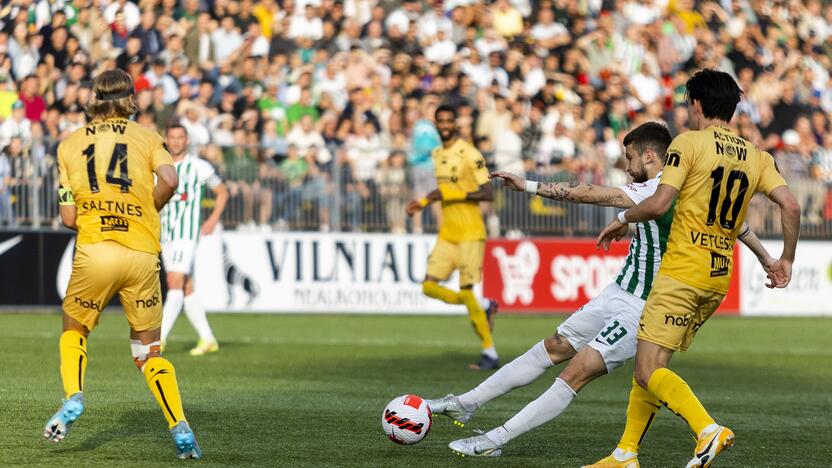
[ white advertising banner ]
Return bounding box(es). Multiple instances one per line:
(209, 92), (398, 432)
(740, 241), (832, 316)
(194, 232), (472, 314)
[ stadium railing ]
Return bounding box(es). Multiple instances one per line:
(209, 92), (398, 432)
(1, 140), (830, 239)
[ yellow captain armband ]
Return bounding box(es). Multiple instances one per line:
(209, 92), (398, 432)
(58, 187), (75, 206)
(419, 197), (430, 208)
(439, 186), (468, 201)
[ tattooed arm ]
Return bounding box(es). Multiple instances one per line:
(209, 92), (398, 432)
(537, 180), (632, 208)
(490, 171), (633, 208)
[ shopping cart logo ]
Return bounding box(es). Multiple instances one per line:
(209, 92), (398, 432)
(491, 241), (539, 305)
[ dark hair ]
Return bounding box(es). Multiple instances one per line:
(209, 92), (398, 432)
(623, 121), (672, 157)
(435, 104), (457, 120)
(166, 120), (188, 135)
(685, 69), (743, 122)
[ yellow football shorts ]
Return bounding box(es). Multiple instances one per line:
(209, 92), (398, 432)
(63, 240), (162, 332)
(426, 238), (484, 287)
(637, 274), (725, 352)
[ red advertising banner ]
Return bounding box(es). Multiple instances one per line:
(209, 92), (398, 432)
(483, 238), (740, 314)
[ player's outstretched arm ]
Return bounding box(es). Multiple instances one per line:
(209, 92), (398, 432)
(766, 185), (801, 288)
(153, 164), (179, 211)
(490, 171), (632, 208)
(736, 222), (779, 288)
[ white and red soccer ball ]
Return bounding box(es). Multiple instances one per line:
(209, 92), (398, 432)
(381, 394), (432, 445)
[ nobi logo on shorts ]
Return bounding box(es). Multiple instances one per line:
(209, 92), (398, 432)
(74, 296), (101, 311)
(135, 294), (160, 308)
(664, 315), (703, 331)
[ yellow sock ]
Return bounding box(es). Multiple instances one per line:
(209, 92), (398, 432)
(143, 357), (187, 429)
(647, 368), (715, 435)
(59, 330), (88, 399)
(423, 281), (462, 304)
(459, 289), (494, 349)
(617, 377), (661, 453)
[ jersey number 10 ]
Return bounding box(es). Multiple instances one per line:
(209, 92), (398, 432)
(707, 167), (749, 230)
(82, 143), (133, 193)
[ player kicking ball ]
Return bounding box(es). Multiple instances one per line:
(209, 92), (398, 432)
(159, 122), (228, 356)
(44, 70), (201, 459)
(427, 122), (776, 459)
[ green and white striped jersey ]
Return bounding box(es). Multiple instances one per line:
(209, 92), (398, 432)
(615, 173), (675, 300)
(160, 155), (221, 243)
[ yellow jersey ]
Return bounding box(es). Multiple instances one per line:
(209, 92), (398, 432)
(432, 139), (489, 243)
(659, 124), (786, 293)
(57, 117), (173, 255)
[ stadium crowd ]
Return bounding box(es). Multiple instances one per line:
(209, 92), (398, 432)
(0, 0), (830, 236)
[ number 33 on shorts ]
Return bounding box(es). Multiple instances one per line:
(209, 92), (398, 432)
(598, 320), (628, 346)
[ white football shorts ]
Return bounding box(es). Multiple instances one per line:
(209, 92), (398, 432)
(556, 283), (645, 373)
(161, 240), (197, 275)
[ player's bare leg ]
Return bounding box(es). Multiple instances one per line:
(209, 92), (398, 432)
(132, 326), (201, 459)
(182, 276), (218, 356)
(44, 313), (90, 442)
(633, 340), (732, 468)
(450, 346), (608, 457)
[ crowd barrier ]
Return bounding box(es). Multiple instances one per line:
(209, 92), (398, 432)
(2, 142), (830, 239)
(1, 230), (828, 316)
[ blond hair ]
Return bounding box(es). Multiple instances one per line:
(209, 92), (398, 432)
(85, 69), (138, 120)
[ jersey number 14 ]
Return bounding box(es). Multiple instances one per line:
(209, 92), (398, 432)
(82, 143), (133, 193)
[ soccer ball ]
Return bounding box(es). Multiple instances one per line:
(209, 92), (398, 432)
(381, 394), (432, 445)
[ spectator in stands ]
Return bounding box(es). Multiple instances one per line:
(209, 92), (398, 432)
(0, 101), (31, 148)
(225, 129), (271, 231)
(276, 144), (309, 227)
(2, 137), (25, 226)
(376, 150), (408, 234)
(0, 142), (11, 226)
(777, 130), (826, 225)
(0, 0), (828, 236)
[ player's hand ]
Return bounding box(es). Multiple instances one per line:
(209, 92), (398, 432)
(766, 258), (792, 289)
(596, 218), (628, 251)
(489, 171), (525, 192)
(406, 200), (423, 217)
(201, 218), (219, 235)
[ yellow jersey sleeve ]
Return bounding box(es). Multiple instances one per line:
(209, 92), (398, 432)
(755, 151), (787, 195)
(659, 133), (696, 191)
(57, 142), (71, 188)
(150, 132), (174, 170)
(467, 149), (490, 186)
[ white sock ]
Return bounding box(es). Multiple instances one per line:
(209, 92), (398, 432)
(699, 423), (720, 438)
(613, 447), (638, 460)
(489, 377), (577, 445)
(458, 340), (552, 410)
(482, 346), (498, 360)
(161, 289), (184, 342)
(183, 293), (215, 341)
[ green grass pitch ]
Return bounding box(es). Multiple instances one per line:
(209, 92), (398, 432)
(1, 313), (830, 467)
